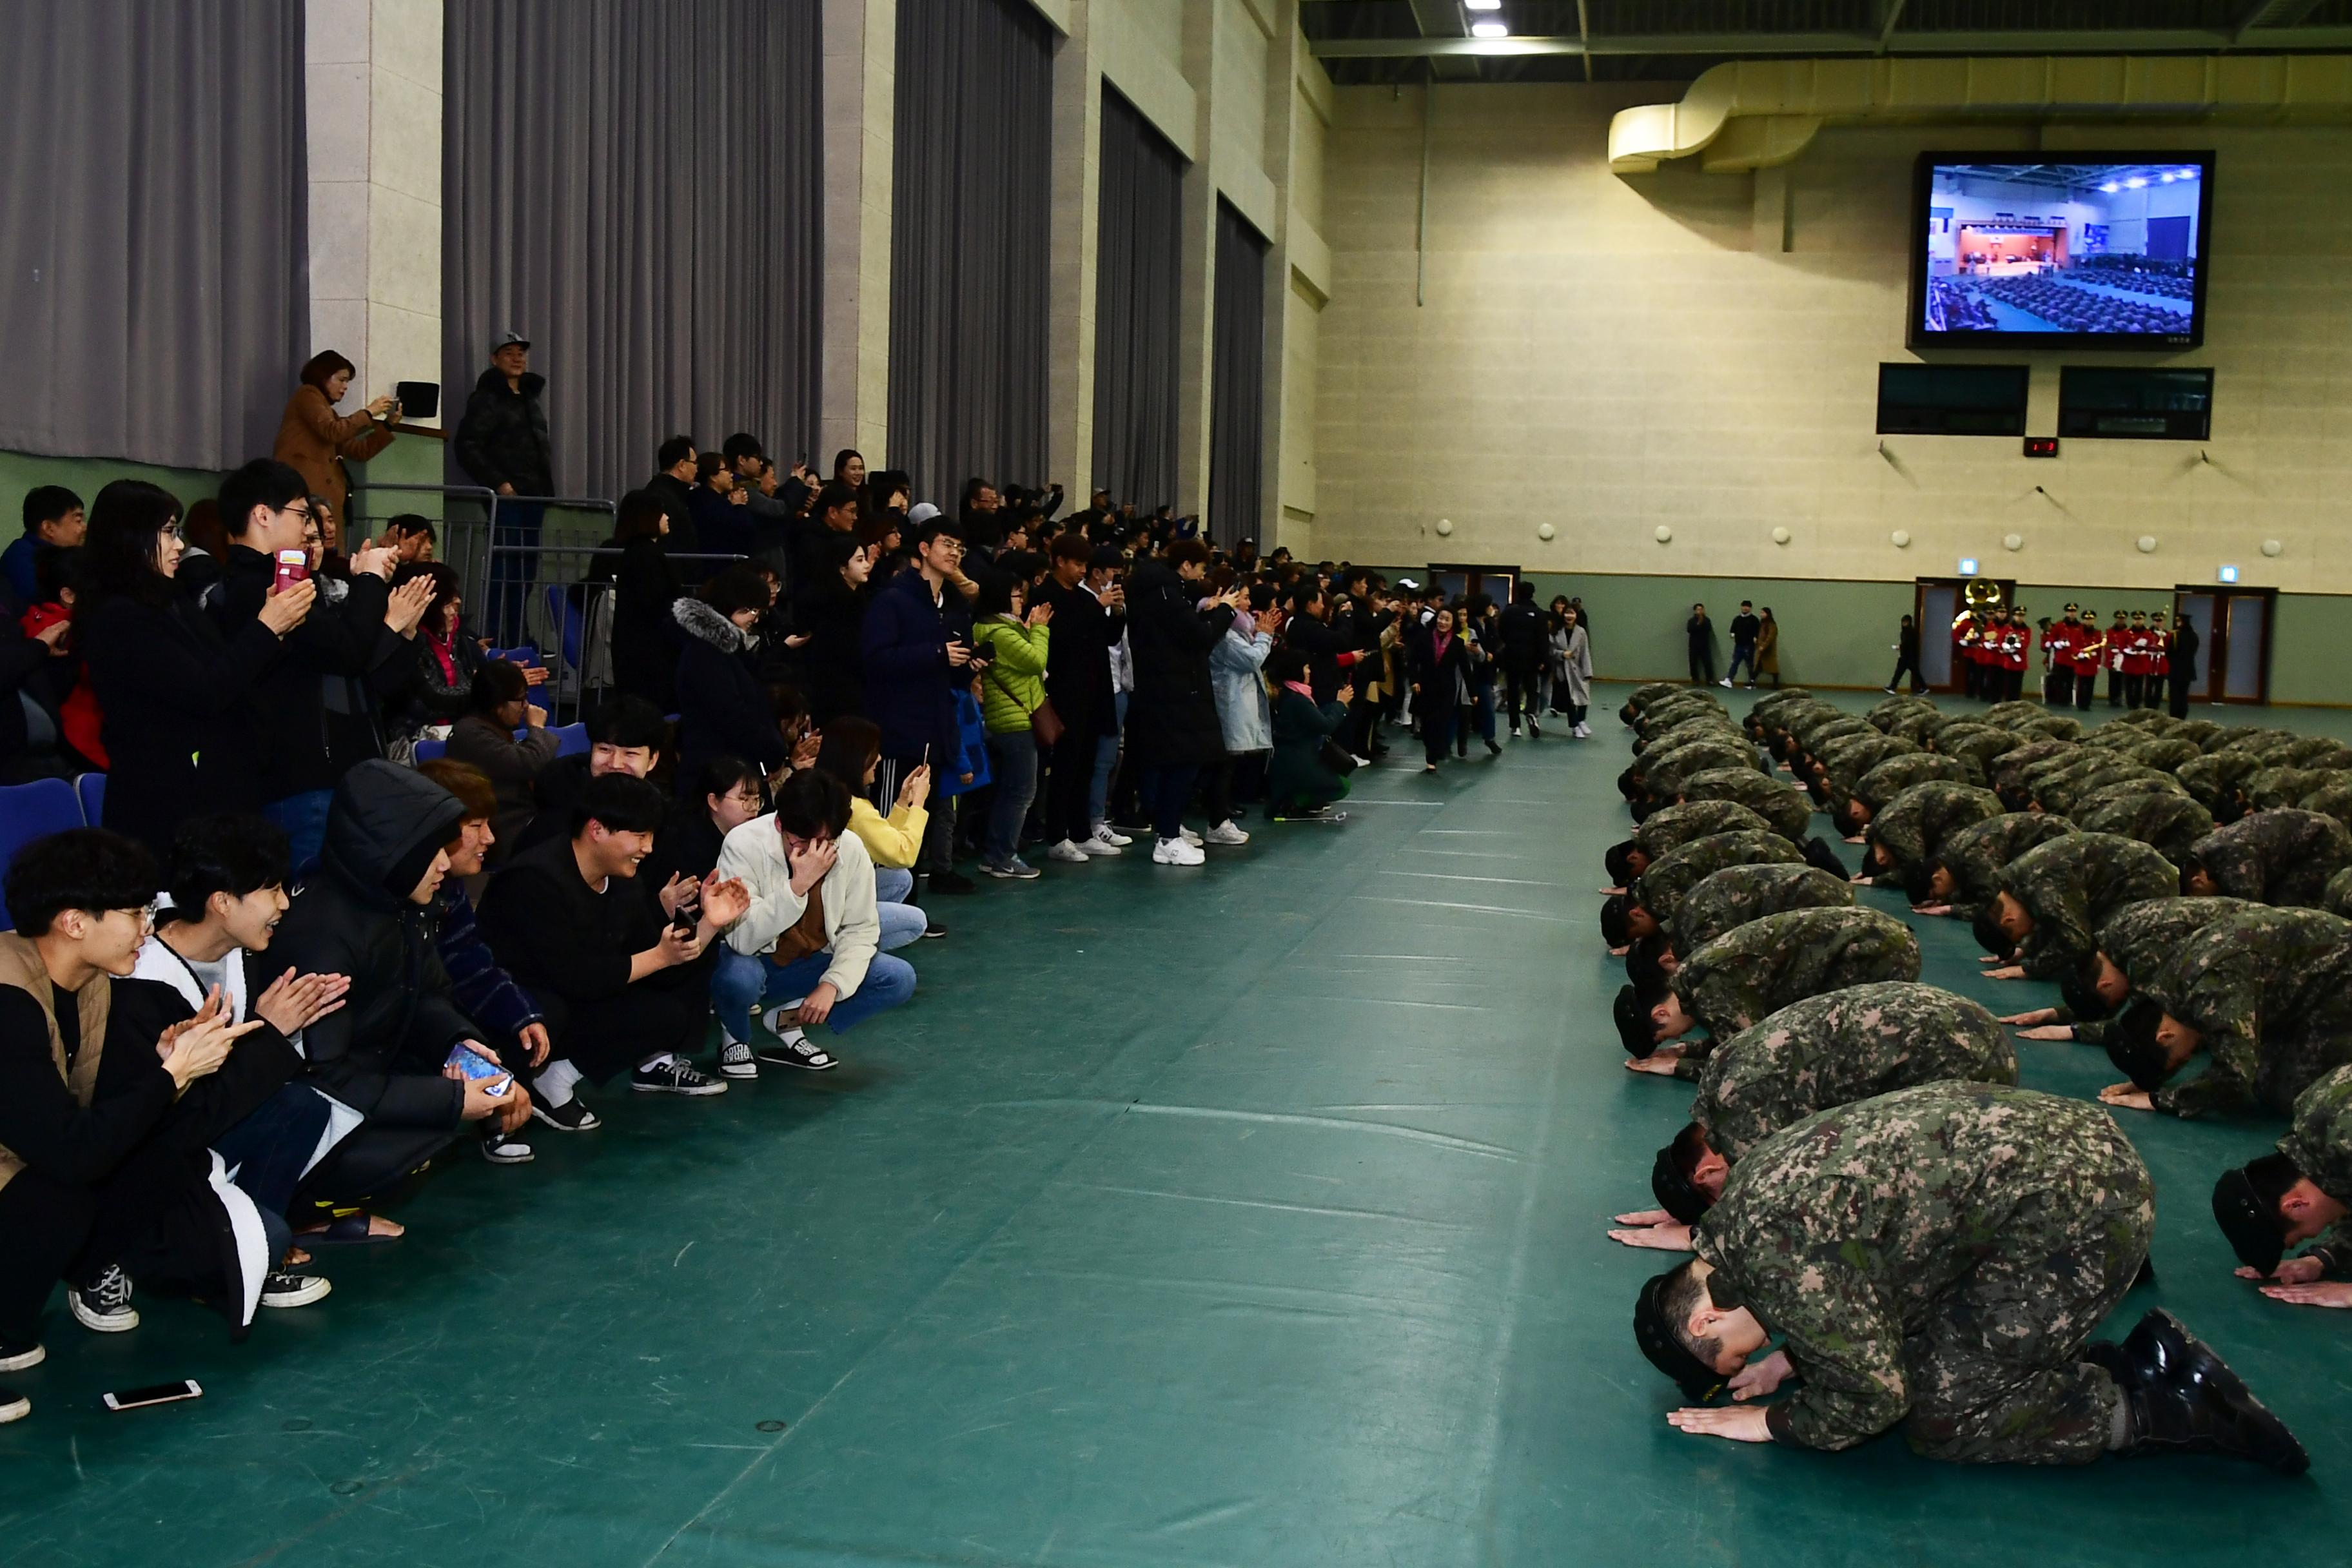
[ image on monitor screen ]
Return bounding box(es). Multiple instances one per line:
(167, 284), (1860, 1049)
(1916, 159), (2208, 346)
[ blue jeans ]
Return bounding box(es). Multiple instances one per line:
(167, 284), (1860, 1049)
(872, 869), (923, 950)
(1089, 691), (1127, 827)
(875, 867), (914, 904)
(1727, 642), (1756, 682)
(263, 790), (333, 873)
(488, 500), (545, 647)
(709, 945), (916, 1041)
(983, 730), (1039, 863)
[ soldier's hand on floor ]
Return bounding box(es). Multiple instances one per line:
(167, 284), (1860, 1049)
(2240, 1255), (2325, 1284)
(1667, 1405), (1772, 1443)
(1614, 1210), (1675, 1226)
(1607, 944), (1631, 957)
(2259, 1281), (2352, 1309)
(1850, 874), (1872, 886)
(1985, 965), (2026, 981)
(1623, 1054), (1681, 1077)
(1912, 902), (1953, 916)
(1728, 1348), (1794, 1401)
(2098, 1083), (2155, 1112)
(2015, 1025), (2075, 1041)
(2000, 1007), (2059, 1025)
(1607, 1221), (1693, 1251)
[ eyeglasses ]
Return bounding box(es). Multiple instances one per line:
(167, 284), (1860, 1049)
(284, 503), (313, 523)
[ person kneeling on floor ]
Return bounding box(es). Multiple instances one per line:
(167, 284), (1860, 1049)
(1634, 1082), (2307, 1473)
(712, 768), (916, 1072)
(478, 772), (749, 1106)
(2215, 1063), (2352, 1311)
(0, 830), (265, 1425)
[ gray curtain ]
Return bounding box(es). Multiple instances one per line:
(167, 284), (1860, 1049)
(1209, 199), (1269, 551)
(0, 0), (308, 472)
(888, 0), (1054, 508)
(444, 0), (822, 502)
(1090, 86), (1185, 512)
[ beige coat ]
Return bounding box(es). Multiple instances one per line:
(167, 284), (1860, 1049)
(271, 384), (395, 520)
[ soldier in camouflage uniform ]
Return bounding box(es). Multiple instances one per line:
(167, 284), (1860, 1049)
(1987, 738), (2080, 807)
(2299, 776), (2352, 833)
(1669, 863), (1854, 952)
(1616, 906), (1919, 1070)
(1609, 985), (2016, 1251)
(2328, 865), (2352, 921)
(2106, 906), (2352, 1119)
(1803, 730), (1917, 808)
(1834, 751), (1978, 838)
(2174, 749), (2266, 820)
(1674, 766), (1815, 843)
(2037, 759), (2180, 819)
(2001, 896), (2255, 1043)
(1618, 680), (1687, 726)
(1605, 830), (1804, 949)
(2213, 1063), (2352, 1308)
(1980, 832), (2176, 981)
(1861, 781), (2001, 895)
(2072, 786), (2214, 867)
(1634, 1083), (2306, 1473)
(1603, 799), (1772, 890)
(1918, 810), (2077, 919)
(2181, 808), (2352, 908)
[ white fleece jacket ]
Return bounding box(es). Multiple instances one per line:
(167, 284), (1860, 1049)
(716, 814), (880, 998)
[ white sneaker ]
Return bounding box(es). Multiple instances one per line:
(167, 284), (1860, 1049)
(1202, 819), (1250, 846)
(1152, 836), (1206, 866)
(1349, 754), (1373, 768)
(1090, 823), (1133, 847)
(1180, 827), (1203, 847)
(1718, 678), (1733, 688)
(1077, 832), (1122, 856)
(1046, 838), (1091, 863)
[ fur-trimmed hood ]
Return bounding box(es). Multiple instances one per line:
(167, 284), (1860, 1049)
(674, 595), (754, 653)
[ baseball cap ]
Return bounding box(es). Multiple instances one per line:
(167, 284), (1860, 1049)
(907, 502), (942, 527)
(495, 330), (531, 351)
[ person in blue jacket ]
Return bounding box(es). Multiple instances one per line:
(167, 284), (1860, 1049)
(860, 516), (985, 895)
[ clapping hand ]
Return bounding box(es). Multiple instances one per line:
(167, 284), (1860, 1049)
(697, 872), (751, 932)
(790, 727), (823, 771)
(657, 872), (697, 918)
(384, 574), (436, 635)
(252, 967), (351, 1037)
(1026, 601), (1054, 627)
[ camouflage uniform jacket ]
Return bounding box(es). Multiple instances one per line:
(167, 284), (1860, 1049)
(2122, 736), (2203, 774)
(1632, 800), (1773, 861)
(2278, 1065), (2352, 1274)
(1671, 906), (1922, 1043)
(1635, 831), (1804, 924)
(1988, 740), (2079, 796)
(1678, 767), (1815, 842)
(1867, 782), (2003, 874)
(1693, 1083), (2151, 1453)
(1999, 833), (2179, 979)
(1672, 864), (1855, 952)
(2328, 866), (2352, 922)
(1635, 709), (1740, 754)
(2173, 750), (2264, 813)
(1855, 752), (1979, 811)
(2244, 767), (2340, 812)
(2139, 907), (2352, 1118)
(2073, 788), (2213, 867)
(1867, 694), (1937, 730)
(2188, 808), (2352, 908)
(1937, 812), (2079, 915)
(1815, 732), (1918, 790)
(1643, 735), (1766, 798)
(2039, 760), (2175, 818)
(1692, 983), (2017, 1162)
(2299, 779), (2352, 834)
(2063, 896), (2255, 1040)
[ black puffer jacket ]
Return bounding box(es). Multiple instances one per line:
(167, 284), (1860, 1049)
(452, 368), (553, 496)
(1124, 561), (1235, 769)
(275, 760), (476, 1130)
(673, 596), (789, 787)
(215, 545), (400, 799)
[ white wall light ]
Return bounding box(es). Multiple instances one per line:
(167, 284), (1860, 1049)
(2262, 539), (2284, 558)
(2003, 533), (2023, 552)
(1770, 527), (1791, 545)
(1654, 525), (1672, 544)
(2136, 535), (2158, 554)
(1435, 517), (1454, 537)
(1890, 530), (1911, 548)
(1536, 522), (1556, 541)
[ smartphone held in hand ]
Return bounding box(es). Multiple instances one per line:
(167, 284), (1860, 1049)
(272, 549), (309, 593)
(445, 1043), (514, 1098)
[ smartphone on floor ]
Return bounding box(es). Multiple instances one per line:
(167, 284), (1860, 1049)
(104, 1380), (202, 1412)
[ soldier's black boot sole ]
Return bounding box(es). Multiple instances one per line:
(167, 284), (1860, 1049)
(2120, 1309), (2310, 1476)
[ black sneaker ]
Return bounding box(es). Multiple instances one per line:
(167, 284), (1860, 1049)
(480, 1125), (534, 1164)
(70, 1265), (138, 1333)
(632, 1059), (728, 1095)
(921, 921), (948, 939)
(718, 1038), (760, 1079)
(927, 869), (977, 896)
(531, 1095), (602, 1131)
(1484, 738), (1502, 756)
(753, 1032), (839, 1072)
(0, 1386), (26, 1424)
(0, 1340), (43, 1375)
(260, 1271), (333, 1309)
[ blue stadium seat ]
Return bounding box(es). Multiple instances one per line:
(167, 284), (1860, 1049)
(0, 778), (95, 928)
(542, 584), (587, 674)
(551, 722), (589, 758)
(75, 771), (105, 828)
(415, 738), (449, 762)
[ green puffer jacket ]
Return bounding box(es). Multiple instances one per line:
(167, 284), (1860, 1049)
(973, 616), (1051, 734)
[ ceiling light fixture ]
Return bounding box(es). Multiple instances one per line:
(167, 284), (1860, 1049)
(2125, 176), (2148, 188)
(1465, 0), (1502, 9)
(1470, 20), (1509, 37)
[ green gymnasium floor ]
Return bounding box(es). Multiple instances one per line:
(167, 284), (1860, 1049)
(4, 683), (2349, 1567)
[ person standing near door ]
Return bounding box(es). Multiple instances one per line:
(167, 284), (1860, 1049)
(1723, 601), (1760, 689)
(2169, 610), (2200, 718)
(1886, 614), (1921, 696)
(1685, 604), (1716, 686)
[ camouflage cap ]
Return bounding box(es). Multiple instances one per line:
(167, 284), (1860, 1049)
(1634, 1269), (1728, 1403)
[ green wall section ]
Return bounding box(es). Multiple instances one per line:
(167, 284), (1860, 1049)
(1, 429), (449, 524)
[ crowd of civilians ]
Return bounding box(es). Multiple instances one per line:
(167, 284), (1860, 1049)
(0, 340), (1612, 1424)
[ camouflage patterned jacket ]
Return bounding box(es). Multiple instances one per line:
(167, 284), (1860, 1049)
(2188, 808), (2352, 908)
(2139, 907), (2352, 1118)
(2328, 867), (2352, 921)
(2278, 1065), (2352, 1275)
(1936, 725), (2026, 774)
(1692, 983), (2017, 1162)
(2300, 779), (2352, 834)
(1678, 767), (1816, 842)
(1814, 732), (1919, 791)
(1643, 735), (1767, 798)
(1635, 831), (1805, 923)
(2122, 736), (2203, 774)
(1693, 1083), (2151, 1452)
(1988, 740), (2079, 798)
(2039, 761), (2179, 819)
(1671, 906), (1922, 1043)
(1999, 833), (2178, 979)
(2173, 750), (2265, 813)
(1672, 864), (1855, 952)
(2072, 788), (2214, 867)
(1633, 800), (1774, 862)
(2063, 896), (2255, 1040)
(1867, 783), (2003, 875)
(1854, 752), (1979, 811)
(2243, 767), (2340, 812)
(1936, 812), (2079, 916)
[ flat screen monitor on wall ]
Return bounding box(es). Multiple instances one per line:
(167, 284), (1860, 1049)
(1908, 153), (2213, 350)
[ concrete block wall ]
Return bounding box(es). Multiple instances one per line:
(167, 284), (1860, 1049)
(1312, 82), (2352, 598)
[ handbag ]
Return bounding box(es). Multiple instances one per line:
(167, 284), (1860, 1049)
(1318, 738), (1360, 776)
(985, 648), (1064, 747)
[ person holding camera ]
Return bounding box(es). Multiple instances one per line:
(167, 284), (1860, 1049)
(272, 351), (400, 524)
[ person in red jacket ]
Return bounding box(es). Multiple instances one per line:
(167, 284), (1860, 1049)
(2041, 605), (2081, 708)
(2069, 609), (2106, 712)
(1995, 609), (2029, 702)
(1954, 605), (1984, 700)
(2143, 611), (2173, 710)
(2120, 611), (2152, 708)
(2102, 609), (2131, 707)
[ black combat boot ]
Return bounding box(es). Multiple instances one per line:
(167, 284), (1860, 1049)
(2113, 1310), (2309, 1475)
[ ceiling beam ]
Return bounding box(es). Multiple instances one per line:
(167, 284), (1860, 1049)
(1309, 27), (2352, 60)
(2237, 0), (2328, 41)
(1876, 0), (1907, 53)
(1406, 0), (1483, 81)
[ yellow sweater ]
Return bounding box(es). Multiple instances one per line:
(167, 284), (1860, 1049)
(848, 796), (929, 869)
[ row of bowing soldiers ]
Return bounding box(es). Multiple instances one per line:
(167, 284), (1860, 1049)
(1593, 678), (2352, 1474)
